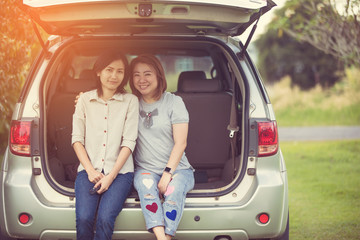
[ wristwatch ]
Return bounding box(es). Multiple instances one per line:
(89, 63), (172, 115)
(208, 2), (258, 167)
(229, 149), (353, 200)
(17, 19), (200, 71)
(164, 167), (173, 175)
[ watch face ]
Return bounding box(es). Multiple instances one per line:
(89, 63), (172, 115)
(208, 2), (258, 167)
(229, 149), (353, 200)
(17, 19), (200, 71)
(164, 167), (171, 173)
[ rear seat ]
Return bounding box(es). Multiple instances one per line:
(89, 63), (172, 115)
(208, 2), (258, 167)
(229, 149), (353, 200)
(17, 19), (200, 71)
(175, 71), (232, 186)
(48, 69), (233, 189)
(47, 70), (97, 187)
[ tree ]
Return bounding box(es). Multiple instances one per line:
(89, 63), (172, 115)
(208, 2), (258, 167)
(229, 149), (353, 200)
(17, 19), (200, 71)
(255, 28), (344, 90)
(0, 0), (40, 153)
(273, 0), (360, 67)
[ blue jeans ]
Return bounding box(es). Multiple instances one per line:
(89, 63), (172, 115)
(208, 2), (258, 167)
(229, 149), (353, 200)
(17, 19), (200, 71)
(134, 168), (195, 236)
(75, 170), (134, 240)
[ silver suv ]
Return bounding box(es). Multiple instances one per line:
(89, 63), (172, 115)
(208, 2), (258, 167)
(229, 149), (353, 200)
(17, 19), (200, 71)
(1, 0), (288, 239)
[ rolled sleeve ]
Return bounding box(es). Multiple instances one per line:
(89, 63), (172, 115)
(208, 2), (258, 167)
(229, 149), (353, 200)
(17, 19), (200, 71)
(71, 95), (86, 146)
(121, 95), (139, 152)
(171, 95), (189, 124)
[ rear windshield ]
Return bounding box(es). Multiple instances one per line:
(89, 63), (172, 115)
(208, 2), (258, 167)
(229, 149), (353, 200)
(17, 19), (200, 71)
(66, 54), (214, 92)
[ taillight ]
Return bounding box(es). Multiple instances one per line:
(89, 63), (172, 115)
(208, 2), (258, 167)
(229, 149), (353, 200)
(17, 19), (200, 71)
(258, 121), (278, 157)
(10, 120), (32, 156)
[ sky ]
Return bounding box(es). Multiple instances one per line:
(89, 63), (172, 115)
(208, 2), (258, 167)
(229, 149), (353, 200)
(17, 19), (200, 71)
(238, 0), (286, 63)
(255, 0), (286, 38)
(239, 0), (286, 42)
(243, 0), (352, 41)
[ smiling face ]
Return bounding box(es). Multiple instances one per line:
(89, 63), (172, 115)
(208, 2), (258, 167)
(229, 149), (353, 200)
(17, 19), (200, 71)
(98, 59), (125, 93)
(132, 62), (159, 102)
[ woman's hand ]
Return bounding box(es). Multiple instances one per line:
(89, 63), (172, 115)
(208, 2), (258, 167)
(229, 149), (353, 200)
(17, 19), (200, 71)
(87, 169), (104, 183)
(94, 174), (114, 194)
(158, 172), (172, 195)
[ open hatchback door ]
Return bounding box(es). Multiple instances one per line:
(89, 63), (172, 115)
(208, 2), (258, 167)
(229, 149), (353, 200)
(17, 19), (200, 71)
(21, 0), (276, 37)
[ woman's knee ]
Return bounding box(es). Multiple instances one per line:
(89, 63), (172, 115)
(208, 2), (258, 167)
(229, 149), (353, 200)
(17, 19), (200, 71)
(76, 214), (94, 229)
(96, 214), (115, 228)
(171, 170), (194, 191)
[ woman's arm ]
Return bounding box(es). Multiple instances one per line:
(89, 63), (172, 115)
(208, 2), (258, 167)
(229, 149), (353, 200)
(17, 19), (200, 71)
(73, 142), (104, 183)
(158, 122), (188, 194)
(72, 94), (104, 183)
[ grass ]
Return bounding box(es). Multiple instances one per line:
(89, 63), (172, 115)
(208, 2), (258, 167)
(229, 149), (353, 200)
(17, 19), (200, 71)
(281, 140), (360, 240)
(273, 68), (360, 239)
(266, 67), (360, 126)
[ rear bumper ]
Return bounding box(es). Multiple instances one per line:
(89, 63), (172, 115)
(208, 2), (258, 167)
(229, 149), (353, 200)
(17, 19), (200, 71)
(39, 230), (250, 240)
(1, 154), (288, 240)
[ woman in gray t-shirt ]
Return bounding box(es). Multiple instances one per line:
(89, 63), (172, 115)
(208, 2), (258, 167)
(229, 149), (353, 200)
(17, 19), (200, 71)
(130, 54), (195, 240)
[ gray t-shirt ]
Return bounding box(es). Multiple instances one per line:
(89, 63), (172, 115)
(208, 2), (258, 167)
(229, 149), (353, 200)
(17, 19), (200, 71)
(134, 92), (192, 174)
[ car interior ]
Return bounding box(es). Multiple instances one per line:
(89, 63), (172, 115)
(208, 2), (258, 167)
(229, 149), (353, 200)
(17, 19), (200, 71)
(45, 38), (243, 193)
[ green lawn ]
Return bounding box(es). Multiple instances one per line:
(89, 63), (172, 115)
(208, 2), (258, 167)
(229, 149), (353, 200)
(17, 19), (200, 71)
(267, 68), (360, 127)
(281, 140), (360, 240)
(275, 104), (360, 126)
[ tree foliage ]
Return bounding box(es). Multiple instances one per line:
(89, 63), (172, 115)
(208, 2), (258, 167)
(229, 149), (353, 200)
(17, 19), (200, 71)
(255, 28), (344, 90)
(273, 0), (360, 67)
(254, 0), (353, 89)
(0, 0), (40, 153)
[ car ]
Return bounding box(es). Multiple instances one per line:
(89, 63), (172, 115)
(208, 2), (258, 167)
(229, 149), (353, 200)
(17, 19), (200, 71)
(0, 0), (288, 239)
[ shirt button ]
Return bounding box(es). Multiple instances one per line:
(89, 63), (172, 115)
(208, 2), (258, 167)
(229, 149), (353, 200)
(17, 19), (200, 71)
(105, 117), (107, 120)
(105, 103), (108, 106)
(102, 159), (104, 162)
(104, 130), (107, 133)
(103, 144), (106, 147)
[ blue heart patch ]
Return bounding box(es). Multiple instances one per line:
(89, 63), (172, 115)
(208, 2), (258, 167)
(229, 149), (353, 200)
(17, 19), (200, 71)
(166, 210), (177, 221)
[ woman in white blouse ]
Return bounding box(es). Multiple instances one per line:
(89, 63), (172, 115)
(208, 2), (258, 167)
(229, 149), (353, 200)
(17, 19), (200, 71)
(71, 51), (139, 240)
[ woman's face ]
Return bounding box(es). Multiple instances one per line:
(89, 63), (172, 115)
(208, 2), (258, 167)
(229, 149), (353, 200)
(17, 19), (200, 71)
(132, 62), (158, 100)
(98, 59), (125, 92)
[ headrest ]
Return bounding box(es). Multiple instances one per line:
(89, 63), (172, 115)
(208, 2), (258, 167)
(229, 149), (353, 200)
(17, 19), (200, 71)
(177, 71), (221, 93)
(178, 78), (222, 93)
(178, 71), (206, 82)
(62, 76), (97, 94)
(79, 69), (95, 80)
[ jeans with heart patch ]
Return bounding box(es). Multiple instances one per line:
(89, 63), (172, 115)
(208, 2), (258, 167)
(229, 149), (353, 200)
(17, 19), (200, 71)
(134, 168), (194, 236)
